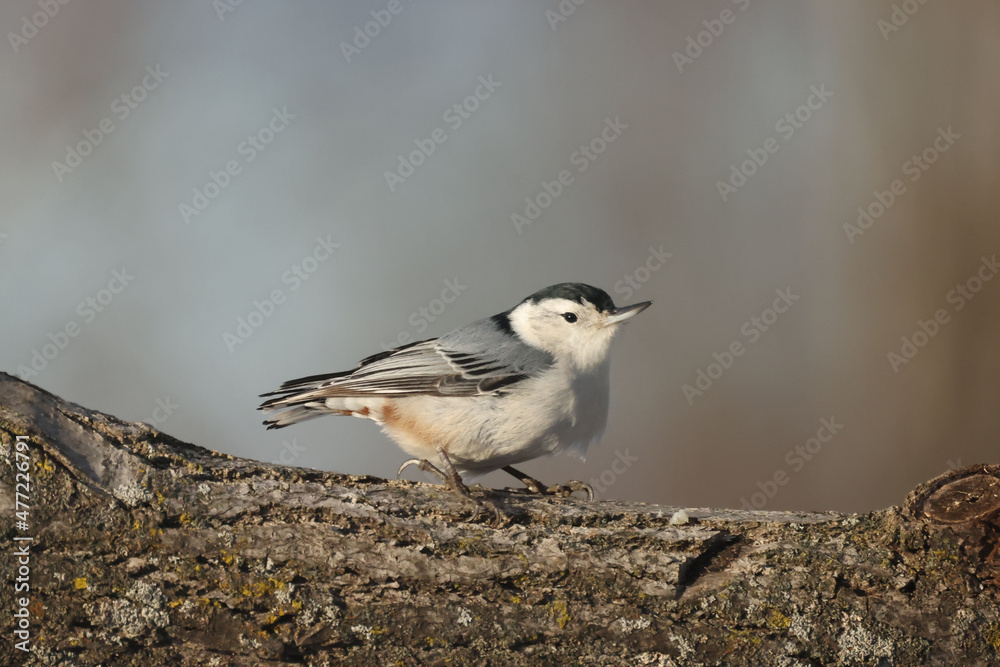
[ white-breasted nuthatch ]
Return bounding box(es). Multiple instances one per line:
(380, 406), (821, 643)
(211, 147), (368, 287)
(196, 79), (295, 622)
(259, 283), (651, 514)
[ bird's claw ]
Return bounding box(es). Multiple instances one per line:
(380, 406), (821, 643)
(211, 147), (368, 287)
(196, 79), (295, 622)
(501, 466), (593, 500)
(397, 458), (446, 481)
(518, 477), (545, 494)
(544, 480), (595, 500)
(398, 456), (506, 524)
(440, 469), (505, 524)
(464, 493), (506, 524)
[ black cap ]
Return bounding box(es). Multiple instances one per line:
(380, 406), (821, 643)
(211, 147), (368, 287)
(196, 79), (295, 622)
(523, 283), (616, 313)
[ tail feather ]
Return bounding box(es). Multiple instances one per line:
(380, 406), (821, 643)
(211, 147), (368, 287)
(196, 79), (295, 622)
(259, 374), (335, 427)
(260, 369), (353, 398)
(259, 364), (395, 428)
(259, 378), (332, 411)
(263, 404), (328, 430)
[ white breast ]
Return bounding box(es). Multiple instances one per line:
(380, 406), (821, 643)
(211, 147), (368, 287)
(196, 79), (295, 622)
(379, 358), (611, 474)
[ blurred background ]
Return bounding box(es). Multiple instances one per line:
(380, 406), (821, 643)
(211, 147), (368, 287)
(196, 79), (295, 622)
(3, 1), (998, 514)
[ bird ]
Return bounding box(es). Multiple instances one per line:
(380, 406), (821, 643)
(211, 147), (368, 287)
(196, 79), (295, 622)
(258, 282), (651, 517)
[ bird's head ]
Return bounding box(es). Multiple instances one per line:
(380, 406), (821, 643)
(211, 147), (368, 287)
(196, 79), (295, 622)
(507, 283), (651, 371)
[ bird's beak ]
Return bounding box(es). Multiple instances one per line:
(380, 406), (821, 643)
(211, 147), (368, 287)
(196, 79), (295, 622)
(604, 301), (652, 326)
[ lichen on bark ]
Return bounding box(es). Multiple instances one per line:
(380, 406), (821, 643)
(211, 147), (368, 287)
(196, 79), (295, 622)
(1, 372), (998, 665)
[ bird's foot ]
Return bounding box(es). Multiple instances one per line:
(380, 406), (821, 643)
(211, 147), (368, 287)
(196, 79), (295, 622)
(398, 453), (505, 523)
(544, 480), (595, 500)
(443, 472), (505, 523)
(397, 458), (446, 481)
(502, 465), (594, 500)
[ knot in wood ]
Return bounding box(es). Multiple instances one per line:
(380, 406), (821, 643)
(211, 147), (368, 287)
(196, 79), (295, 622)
(922, 474), (1000, 524)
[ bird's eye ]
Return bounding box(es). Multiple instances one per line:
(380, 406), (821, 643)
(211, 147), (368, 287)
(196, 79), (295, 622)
(562, 312), (578, 323)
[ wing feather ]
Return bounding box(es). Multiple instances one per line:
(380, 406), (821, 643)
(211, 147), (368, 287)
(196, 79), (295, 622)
(258, 316), (553, 412)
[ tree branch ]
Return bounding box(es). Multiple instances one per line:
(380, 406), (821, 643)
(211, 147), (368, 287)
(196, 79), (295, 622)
(1, 372), (998, 665)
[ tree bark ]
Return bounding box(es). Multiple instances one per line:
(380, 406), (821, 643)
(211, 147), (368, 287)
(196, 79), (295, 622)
(1, 372), (998, 666)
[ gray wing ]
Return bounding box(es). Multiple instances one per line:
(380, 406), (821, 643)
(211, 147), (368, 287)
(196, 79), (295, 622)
(435, 314), (554, 392)
(259, 314), (553, 408)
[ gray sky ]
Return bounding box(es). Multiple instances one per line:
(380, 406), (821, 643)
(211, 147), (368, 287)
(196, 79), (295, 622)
(3, 1), (999, 513)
